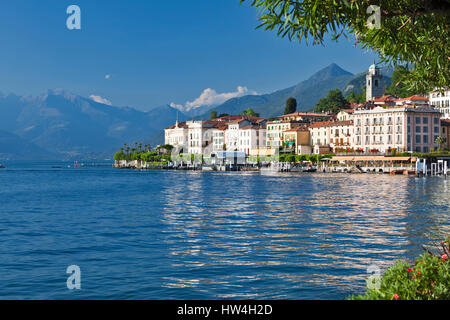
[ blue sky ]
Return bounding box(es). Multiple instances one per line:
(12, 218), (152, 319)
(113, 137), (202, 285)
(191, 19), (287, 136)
(0, 0), (377, 111)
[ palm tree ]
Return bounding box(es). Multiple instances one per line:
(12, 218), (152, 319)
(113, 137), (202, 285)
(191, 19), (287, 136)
(435, 136), (447, 151)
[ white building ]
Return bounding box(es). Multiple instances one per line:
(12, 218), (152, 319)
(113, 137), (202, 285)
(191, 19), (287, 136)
(309, 120), (353, 153)
(237, 124), (266, 156)
(212, 125), (227, 152)
(225, 119), (252, 151)
(164, 121), (188, 149)
(309, 121), (330, 148)
(429, 89), (450, 119)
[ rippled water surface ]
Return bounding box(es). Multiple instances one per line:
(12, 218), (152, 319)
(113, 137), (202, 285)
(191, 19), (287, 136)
(0, 161), (449, 299)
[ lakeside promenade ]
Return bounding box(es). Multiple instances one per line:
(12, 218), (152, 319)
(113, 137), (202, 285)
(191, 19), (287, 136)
(113, 153), (449, 176)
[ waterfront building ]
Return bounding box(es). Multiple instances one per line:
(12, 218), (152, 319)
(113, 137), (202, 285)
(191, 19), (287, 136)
(308, 121), (332, 154)
(429, 89), (450, 119)
(309, 120), (353, 153)
(164, 121), (188, 149)
(225, 119), (253, 151)
(211, 125), (228, 152)
(266, 120), (304, 149)
(353, 105), (441, 153)
(237, 124), (266, 156)
(282, 127), (312, 154)
(329, 120), (354, 152)
(186, 120), (215, 155)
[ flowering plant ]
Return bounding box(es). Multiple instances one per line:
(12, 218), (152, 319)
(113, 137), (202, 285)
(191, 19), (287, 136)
(350, 237), (450, 300)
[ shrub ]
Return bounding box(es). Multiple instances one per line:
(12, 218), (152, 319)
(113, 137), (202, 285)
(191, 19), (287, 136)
(350, 238), (450, 300)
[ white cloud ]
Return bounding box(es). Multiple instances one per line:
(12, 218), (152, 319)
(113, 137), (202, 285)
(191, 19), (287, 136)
(90, 94), (112, 106)
(171, 86), (257, 111)
(105, 74), (111, 79)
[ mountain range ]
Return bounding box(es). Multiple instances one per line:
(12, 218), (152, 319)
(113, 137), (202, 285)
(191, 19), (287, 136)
(0, 64), (392, 160)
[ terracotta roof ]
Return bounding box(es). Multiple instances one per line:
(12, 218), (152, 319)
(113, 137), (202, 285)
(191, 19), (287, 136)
(340, 109), (355, 114)
(165, 121), (187, 129)
(309, 121), (332, 128)
(309, 120), (353, 128)
(373, 95), (398, 102)
(397, 95), (429, 101)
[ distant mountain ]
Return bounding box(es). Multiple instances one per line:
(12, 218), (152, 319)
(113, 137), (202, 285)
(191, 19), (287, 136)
(0, 90), (186, 159)
(0, 130), (57, 160)
(199, 63), (355, 118)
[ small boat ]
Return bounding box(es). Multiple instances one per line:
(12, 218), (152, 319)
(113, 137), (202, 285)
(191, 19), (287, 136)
(52, 165), (62, 168)
(0, 164), (5, 169)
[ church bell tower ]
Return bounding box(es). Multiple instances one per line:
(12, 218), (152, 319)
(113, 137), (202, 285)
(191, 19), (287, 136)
(366, 62), (383, 102)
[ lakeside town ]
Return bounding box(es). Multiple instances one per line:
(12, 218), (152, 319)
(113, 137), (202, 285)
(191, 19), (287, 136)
(114, 64), (450, 176)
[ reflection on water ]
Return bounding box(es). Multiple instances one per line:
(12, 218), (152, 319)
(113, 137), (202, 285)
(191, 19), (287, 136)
(0, 163), (449, 299)
(160, 173), (450, 299)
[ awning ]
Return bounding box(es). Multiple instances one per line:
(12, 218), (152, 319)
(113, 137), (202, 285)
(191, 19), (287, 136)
(332, 156), (414, 162)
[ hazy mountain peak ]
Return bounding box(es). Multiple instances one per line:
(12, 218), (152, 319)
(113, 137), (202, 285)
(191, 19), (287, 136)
(306, 63), (353, 83)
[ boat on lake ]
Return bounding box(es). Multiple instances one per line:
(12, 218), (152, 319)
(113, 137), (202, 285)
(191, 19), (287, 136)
(0, 164), (5, 169)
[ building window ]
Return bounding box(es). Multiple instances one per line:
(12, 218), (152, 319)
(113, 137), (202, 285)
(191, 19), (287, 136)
(416, 135), (421, 144)
(423, 135), (428, 144)
(416, 117), (421, 124)
(423, 117), (428, 124)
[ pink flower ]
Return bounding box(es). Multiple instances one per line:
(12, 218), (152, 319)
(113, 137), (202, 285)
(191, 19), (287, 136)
(407, 268), (412, 272)
(442, 254), (448, 261)
(393, 294), (399, 300)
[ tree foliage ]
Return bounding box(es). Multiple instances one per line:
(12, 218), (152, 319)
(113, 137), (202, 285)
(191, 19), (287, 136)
(385, 65), (416, 97)
(241, 0), (450, 92)
(284, 97), (297, 114)
(346, 88), (366, 103)
(240, 107), (260, 117)
(314, 89), (348, 113)
(210, 110), (218, 120)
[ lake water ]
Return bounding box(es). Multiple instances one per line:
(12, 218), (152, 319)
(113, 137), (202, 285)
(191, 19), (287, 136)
(0, 161), (449, 300)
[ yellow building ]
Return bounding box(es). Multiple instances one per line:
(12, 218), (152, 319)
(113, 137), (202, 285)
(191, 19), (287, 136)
(266, 120), (303, 148)
(282, 127), (312, 154)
